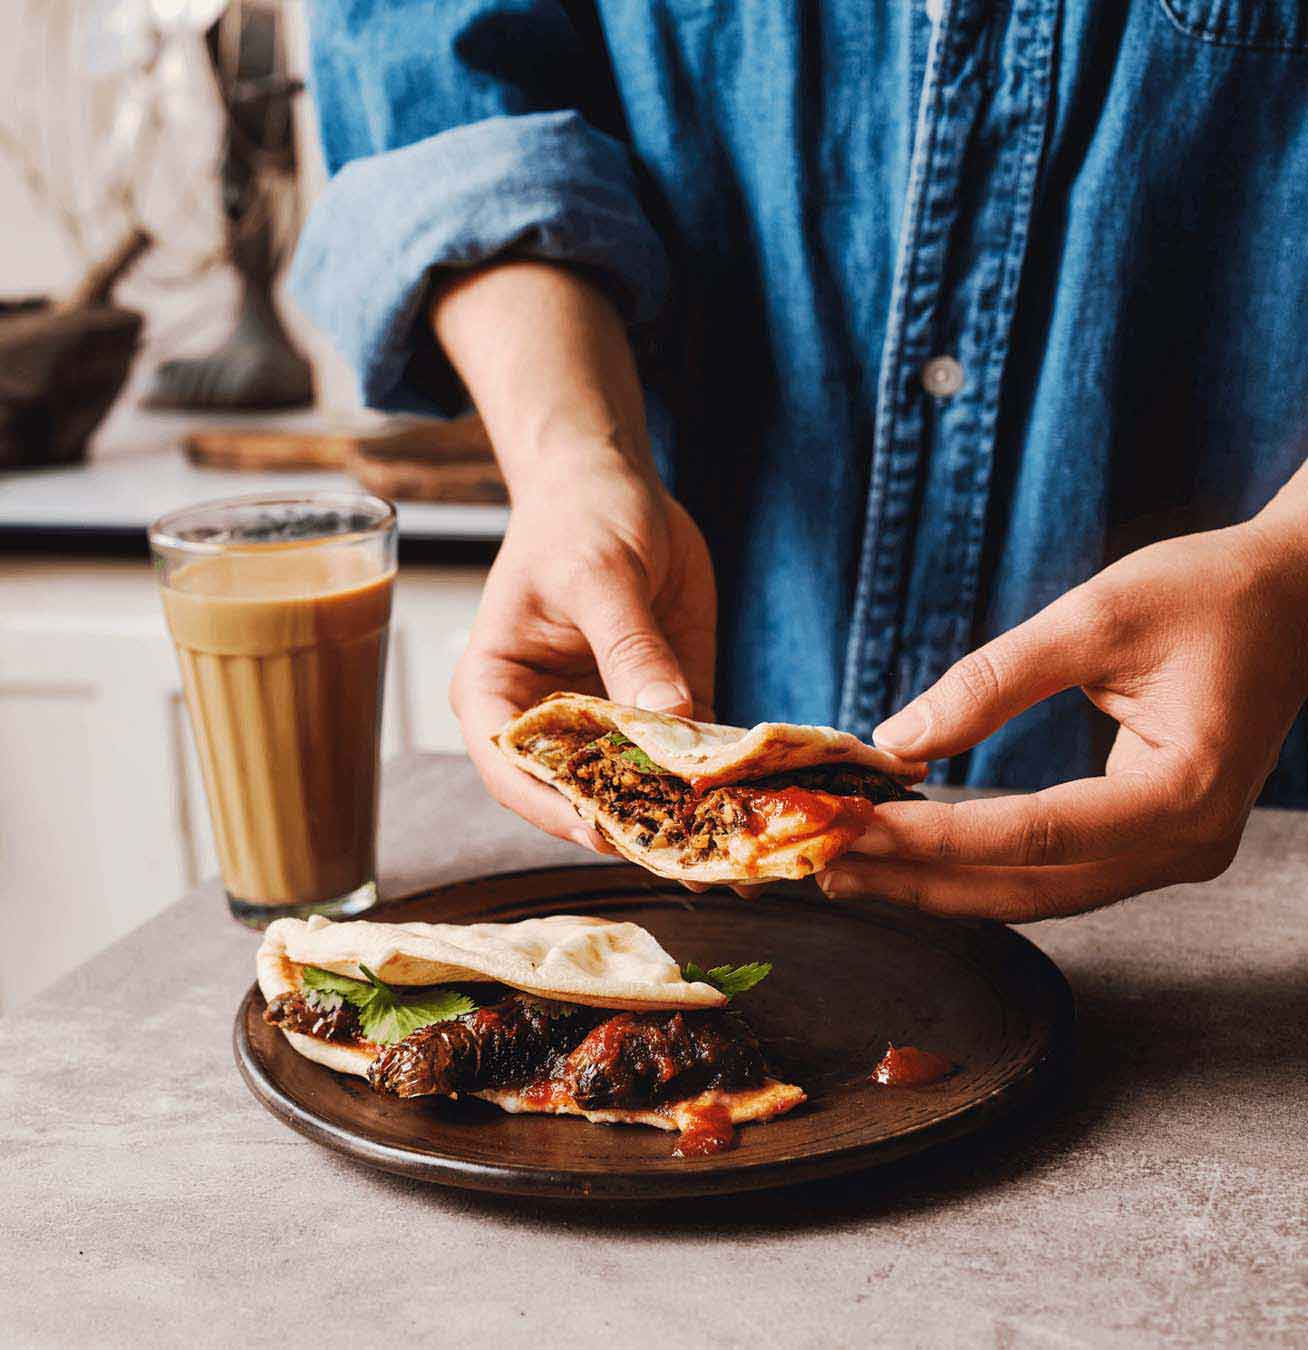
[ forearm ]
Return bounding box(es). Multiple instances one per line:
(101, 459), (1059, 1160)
(430, 261), (656, 494)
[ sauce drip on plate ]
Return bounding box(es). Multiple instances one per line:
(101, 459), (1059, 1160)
(871, 1044), (953, 1087)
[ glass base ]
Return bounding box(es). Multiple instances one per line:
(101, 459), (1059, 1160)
(226, 879), (378, 930)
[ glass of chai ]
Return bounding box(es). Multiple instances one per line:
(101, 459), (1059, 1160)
(150, 493), (397, 928)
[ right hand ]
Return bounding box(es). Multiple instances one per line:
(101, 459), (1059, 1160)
(450, 452), (717, 850)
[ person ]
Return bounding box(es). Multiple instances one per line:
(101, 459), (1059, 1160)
(290, 1), (1308, 921)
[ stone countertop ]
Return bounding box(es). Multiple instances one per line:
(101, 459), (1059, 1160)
(3, 755), (1305, 1347)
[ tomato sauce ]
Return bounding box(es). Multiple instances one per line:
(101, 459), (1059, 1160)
(673, 1103), (736, 1157)
(521, 1079), (569, 1110)
(738, 788), (877, 841)
(871, 1044), (953, 1087)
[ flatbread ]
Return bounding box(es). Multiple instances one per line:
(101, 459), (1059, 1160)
(476, 1079), (806, 1131)
(257, 912), (726, 1011)
(496, 692), (924, 790)
(255, 943), (378, 1077)
(256, 915), (806, 1137)
(494, 692), (926, 884)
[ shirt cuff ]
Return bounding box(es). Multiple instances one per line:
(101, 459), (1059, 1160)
(288, 110), (669, 415)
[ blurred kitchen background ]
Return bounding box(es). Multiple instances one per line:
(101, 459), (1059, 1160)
(0, 0), (506, 1013)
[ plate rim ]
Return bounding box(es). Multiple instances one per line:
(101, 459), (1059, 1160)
(233, 863), (1076, 1200)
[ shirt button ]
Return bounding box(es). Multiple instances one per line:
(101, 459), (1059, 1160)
(921, 355), (964, 398)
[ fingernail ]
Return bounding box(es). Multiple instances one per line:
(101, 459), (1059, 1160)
(571, 829), (599, 852)
(817, 869), (856, 898)
(635, 681), (687, 712)
(873, 703), (927, 751)
(851, 820), (897, 855)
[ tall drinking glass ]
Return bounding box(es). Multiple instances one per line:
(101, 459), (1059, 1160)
(149, 493), (397, 928)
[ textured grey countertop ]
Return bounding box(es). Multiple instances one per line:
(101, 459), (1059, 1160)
(3, 755), (1306, 1348)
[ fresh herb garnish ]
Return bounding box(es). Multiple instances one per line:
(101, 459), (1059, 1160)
(301, 964), (477, 1045)
(680, 960), (773, 999)
(604, 731), (673, 775)
(302, 985), (344, 1014)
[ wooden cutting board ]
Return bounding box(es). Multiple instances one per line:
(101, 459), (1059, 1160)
(186, 414), (508, 504)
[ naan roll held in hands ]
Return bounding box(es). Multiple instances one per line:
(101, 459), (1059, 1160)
(258, 914), (805, 1147)
(494, 693), (926, 884)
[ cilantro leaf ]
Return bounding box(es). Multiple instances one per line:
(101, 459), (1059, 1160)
(299, 964), (477, 1045)
(301, 966), (372, 1000)
(603, 731), (672, 775)
(358, 987), (480, 1045)
(680, 960), (773, 999)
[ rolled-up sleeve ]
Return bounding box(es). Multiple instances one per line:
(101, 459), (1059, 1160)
(288, 2), (669, 414)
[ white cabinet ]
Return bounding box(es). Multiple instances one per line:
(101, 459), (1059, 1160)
(0, 557), (487, 1013)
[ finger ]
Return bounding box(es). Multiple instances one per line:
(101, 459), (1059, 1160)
(845, 761), (1187, 867)
(452, 666), (608, 852)
(814, 840), (1235, 922)
(681, 881), (711, 894)
(730, 882), (770, 900)
(872, 590), (1114, 759)
(661, 608), (716, 719)
(571, 568), (693, 715)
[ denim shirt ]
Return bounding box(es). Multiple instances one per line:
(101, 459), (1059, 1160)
(290, 0), (1308, 803)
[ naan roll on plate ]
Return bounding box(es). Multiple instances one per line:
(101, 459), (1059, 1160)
(259, 914), (804, 1155)
(495, 692), (926, 883)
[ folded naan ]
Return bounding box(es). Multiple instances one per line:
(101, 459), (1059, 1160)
(258, 914), (804, 1152)
(495, 693), (926, 883)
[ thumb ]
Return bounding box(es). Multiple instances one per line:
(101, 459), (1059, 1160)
(573, 567), (693, 715)
(872, 591), (1107, 759)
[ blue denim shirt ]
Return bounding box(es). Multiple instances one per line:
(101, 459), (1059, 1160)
(290, 0), (1308, 803)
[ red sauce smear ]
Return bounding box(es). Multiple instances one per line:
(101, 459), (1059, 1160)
(871, 1044), (953, 1087)
(521, 1079), (569, 1110)
(738, 787), (877, 841)
(673, 1104), (736, 1157)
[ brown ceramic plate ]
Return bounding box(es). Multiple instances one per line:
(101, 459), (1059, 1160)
(234, 864), (1074, 1200)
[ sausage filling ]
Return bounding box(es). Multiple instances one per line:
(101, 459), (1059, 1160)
(366, 994), (770, 1108)
(524, 730), (916, 864)
(265, 988), (774, 1112)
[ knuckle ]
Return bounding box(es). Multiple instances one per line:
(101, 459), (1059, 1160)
(600, 626), (671, 677)
(893, 875), (929, 911)
(1176, 758), (1244, 839)
(1178, 838), (1239, 885)
(931, 824), (959, 863)
(946, 647), (1006, 715)
(542, 536), (640, 600)
(1067, 584), (1126, 647)
(1017, 811), (1064, 868)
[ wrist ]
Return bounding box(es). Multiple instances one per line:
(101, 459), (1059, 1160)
(1248, 457), (1308, 571)
(499, 420), (658, 505)
(1236, 511), (1308, 690)
(1245, 498), (1308, 592)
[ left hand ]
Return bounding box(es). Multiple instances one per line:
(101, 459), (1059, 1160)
(815, 515), (1308, 921)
